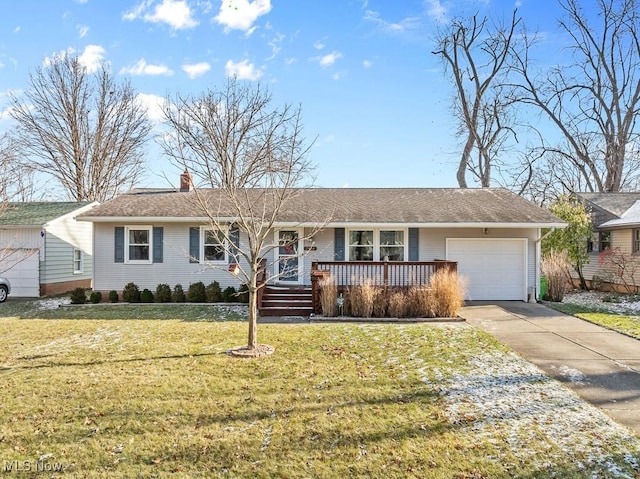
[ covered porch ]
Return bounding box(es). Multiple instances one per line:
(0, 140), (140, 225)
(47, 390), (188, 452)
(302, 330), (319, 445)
(308, 260), (457, 315)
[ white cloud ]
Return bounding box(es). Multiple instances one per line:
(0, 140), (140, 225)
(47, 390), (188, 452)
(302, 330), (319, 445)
(215, 0), (271, 32)
(181, 61), (211, 79)
(77, 25), (89, 37)
(75, 0), (89, 4)
(362, 59), (373, 68)
(120, 58), (174, 76)
(317, 51), (342, 68)
(137, 93), (167, 122)
(425, 0), (447, 23)
(364, 9), (421, 33)
(123, 0), (198, 30)
(332, 72), (341, 80)
(225, 59), (263, 80)
(44, 48), (75, 67)
(13, 26), (20, 33)
(267, 32), (285, 60)
(313, 41), (325, 50)
(78, 45), (106, 72)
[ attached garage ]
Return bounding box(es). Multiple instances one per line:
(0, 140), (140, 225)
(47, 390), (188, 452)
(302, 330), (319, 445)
(3, 251), (40, 297)
(446, 238), (527, 301)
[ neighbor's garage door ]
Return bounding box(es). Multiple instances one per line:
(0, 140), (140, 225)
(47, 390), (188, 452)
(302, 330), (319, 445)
(3, 252), (40, 297)
(446, 239), (527, 301)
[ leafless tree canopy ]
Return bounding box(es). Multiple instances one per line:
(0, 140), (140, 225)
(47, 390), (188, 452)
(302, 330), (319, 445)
(160, 78), (317, 350)
(433, 11), (521, 188)
(9, 54), (152, 202)
(511, 0), (640, 194)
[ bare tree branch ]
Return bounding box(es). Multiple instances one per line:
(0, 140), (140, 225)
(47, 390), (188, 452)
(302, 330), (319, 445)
(160, 78), (320, 351)
(9, 54), (152, 201)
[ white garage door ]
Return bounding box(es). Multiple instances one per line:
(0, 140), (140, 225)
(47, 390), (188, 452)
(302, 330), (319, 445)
(446, 239), (527, 301)
(2, 252), (40, 297)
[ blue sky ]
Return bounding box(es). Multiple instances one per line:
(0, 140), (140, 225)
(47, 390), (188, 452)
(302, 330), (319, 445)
(0, 0), (569, 191)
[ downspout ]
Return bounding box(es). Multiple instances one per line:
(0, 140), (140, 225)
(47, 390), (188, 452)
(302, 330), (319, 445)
(533, 227), (556, 302)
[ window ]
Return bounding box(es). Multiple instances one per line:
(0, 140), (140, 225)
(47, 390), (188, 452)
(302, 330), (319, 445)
(202, 228), (226, 262)
(126, 226), (152, 263)
(349, 230), (374, 261)
(73, 248), (83, 274)
(599, 231), (611, 252)
(380, 230), (404, 261)
(348, 229), (406, 261)
(634, 229), (640, 253)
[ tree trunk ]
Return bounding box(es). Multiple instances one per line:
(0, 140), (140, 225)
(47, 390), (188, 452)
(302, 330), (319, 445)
(247, 272), (258, 349)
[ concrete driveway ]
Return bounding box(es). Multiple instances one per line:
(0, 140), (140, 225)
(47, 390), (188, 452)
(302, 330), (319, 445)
(459, 301), (640, 436)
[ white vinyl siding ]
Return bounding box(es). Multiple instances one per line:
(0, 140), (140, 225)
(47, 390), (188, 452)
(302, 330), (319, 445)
(93, 223), (246, 291)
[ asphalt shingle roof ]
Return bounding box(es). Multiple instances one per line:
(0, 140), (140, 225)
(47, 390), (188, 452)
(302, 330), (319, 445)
(576, 192), (640, 217)
(77, 188), (563, 225)
(0, 202), (92, 226)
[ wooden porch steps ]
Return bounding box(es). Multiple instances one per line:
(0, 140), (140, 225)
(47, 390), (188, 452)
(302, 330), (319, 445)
(259, 285), (313, 317)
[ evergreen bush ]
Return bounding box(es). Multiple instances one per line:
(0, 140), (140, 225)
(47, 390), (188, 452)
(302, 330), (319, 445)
(122, 282), (141, 303)
(140, 288), (154, 303)
(108, 290), (119, 303)
(155, 284), (172, 303)
(70, 287), (87, 304)
(89, 291), (102, 304)
(172, 284), (186, 303)
(187, 281), (206, 302)
(205, 281), (222, 302)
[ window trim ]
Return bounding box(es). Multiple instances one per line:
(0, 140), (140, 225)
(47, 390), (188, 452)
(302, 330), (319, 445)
(200, 226), (228, 264)
(598, 230), (611, 252)
(73, 248), (83, 274)
(633, 229), (640, 254)
(125, 225), (153, 264)
(347, 228), (408, 262)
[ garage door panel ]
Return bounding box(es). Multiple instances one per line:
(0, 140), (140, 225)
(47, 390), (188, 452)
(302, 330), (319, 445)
(447, 239), (526, 301)
(2, 253), (40, 297)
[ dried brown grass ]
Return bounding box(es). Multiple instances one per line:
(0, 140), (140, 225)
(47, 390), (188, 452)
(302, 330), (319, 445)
(429, 269), (466, 318)
(319, 276), (338, 317)
(541, 249), (570, 302)
(348, 279), (377, 318)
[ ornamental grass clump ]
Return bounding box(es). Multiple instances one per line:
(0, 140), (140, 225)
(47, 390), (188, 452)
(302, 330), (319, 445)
(348, 279), (376, 318)
(429, 269), (466, 318)
(387, 290), (408, 318)
(319, 276), (338, 317)
(541, 249), (571, 302)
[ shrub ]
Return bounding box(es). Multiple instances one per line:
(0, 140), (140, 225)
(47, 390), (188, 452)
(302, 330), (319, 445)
(348, 280), (376, 317)
(238, 283), (250, 303)
(541, 250), (570, 302)
(140, 288), (154, 303)
(89, 291), (102, 304)
(222, 286), (237, 302)
(429, 268), (466, 317)
(319, 276), (338, 317)
(108, 290), (119, 303)
(173, 284), (186, 303)
(70, 287), (87, 304)
(122, 282), (141, 303)
(187, 281), (206, 303)
(155, 284), (172, 303)
(205, 281), (222, 303)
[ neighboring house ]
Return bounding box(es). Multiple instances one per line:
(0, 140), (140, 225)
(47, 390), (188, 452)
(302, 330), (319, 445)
(0, 202), (97, 296)
(576, 192), (640, 291)
(77, 185), (564, 308)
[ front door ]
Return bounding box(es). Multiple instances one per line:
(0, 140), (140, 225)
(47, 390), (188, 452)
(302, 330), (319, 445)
(276, 229), (302, 283)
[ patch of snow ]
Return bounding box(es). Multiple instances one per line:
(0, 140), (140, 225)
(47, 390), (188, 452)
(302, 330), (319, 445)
(427, 351), (640, 476)
(35, 297), (71, 310)
(562, 291), (640, 316)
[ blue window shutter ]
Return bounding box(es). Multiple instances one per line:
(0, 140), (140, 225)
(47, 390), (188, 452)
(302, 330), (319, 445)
(228, 225), (240, 263)
(334, 228), (345, 261)
(408, 228), (419, 261)
(189, 227), (200, 263)
(153, 227), (163, 263)
(114, 227), (124, 263)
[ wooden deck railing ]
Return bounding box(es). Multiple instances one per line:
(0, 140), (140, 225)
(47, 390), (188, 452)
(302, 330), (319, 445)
(310, 260), (457, 313)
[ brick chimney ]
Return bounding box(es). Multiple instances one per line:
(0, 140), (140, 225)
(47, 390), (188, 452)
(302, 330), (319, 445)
(179, 169), (193, 192)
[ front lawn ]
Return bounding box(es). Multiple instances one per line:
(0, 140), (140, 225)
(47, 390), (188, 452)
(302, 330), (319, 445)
(548, 298), (640, 339)
(1, 309), (639, 477)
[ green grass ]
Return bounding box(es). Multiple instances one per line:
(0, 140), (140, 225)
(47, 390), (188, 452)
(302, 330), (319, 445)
(1, 302), (639, 478)
(548, 302), (640, 339)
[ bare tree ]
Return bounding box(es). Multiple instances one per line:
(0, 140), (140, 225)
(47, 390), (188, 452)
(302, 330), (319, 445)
(511, 0), (640, 193)
(9, 54), (152, 202)
(160, 78), (317, 355)
(433, 11), (521, 187)
(0, 133), (39, 274)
